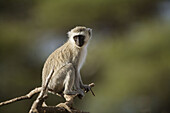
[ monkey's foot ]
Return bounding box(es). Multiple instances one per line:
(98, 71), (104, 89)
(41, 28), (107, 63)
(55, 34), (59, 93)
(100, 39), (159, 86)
(42, 102), (47, 107)
(64, 90), (79, 95)
(64, 94), (76, 103)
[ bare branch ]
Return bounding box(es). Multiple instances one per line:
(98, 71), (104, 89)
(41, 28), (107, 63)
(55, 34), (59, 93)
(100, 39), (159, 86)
(37, 106), (89, 113)
(0, 68), (95, 113)
(0, 87), (41, 106)
(29, 68), (54, 113)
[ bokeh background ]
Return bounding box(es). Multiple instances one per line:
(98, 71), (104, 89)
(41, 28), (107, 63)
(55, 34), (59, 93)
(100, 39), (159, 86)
(0, 0), (170, 113)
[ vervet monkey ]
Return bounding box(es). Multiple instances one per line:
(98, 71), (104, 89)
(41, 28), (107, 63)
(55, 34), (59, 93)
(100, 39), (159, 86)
(42, 26), (92, 98)
(0, 26), (93, 112)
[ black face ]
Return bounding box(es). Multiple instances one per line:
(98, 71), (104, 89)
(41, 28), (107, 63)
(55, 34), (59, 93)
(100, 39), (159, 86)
(73, 35), (85, 47)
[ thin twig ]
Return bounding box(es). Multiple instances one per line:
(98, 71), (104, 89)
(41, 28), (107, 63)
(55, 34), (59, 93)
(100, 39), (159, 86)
(0, 87), (41, 106)
(89, 83), (95, 96)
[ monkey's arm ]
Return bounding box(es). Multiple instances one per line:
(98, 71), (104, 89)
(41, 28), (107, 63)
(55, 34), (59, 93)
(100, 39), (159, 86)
(77, 72), (91, 93)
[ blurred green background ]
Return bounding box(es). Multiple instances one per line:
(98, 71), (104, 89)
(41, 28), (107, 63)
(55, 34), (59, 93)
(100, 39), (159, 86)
(0, 0), (170, 113)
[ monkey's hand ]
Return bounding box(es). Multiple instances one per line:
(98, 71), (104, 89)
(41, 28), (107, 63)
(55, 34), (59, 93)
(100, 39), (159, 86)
(82, 83), (95, 96)
(82, 84), (91, 93)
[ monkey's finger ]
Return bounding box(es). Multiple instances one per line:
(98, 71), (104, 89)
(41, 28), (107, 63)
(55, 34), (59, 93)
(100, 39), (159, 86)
(84, 87), (90, 93)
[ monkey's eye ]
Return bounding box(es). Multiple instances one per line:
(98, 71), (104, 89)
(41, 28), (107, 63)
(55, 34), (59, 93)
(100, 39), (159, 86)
(73, 35), (85, 41)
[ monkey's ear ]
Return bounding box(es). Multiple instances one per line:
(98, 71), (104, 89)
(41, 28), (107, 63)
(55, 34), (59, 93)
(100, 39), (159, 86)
(67, 31), (71, 37)
(87, 28), (92, 37)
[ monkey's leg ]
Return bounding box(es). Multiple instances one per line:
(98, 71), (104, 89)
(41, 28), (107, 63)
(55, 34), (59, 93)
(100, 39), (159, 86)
(48, 63), (80, 96)
(74, 72), (85, 99)
(56, 94), (76, 111)
(56, 64), (78, 112)
(63, 64), (77, 95)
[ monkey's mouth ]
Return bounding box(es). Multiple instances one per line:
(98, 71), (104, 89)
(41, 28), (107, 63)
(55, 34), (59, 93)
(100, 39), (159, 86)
(73, 35), (85, 47)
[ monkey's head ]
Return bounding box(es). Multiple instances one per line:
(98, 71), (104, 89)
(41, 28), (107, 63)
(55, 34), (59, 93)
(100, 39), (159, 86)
(68, 26), (92, 48)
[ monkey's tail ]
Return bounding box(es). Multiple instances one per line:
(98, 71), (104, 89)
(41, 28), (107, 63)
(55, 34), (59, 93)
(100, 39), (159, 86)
(0, 87), (42, 106)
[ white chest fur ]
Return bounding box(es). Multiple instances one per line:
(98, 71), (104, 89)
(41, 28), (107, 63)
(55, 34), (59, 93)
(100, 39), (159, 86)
(78, 47), (87, 71)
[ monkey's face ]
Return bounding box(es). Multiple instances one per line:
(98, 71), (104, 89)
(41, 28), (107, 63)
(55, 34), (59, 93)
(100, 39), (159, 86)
(68, 26), (92, 48)
(73, 35), (85, 47)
